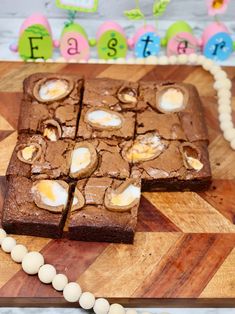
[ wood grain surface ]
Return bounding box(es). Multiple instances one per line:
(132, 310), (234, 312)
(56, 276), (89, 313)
(0, 61), (234, 307)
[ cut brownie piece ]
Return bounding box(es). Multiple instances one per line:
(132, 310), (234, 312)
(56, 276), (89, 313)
(2, 177), (71, 238)
(7, 134), (73, 180)
(139, 81), (209, 142)
(66, 177), (141, 243)
(69, 139), (130, 179)
(77, 106), (135, 140)
(83, 78), (146, 112)
(18, 73), (83, 139)
(121, 132), (211, 191)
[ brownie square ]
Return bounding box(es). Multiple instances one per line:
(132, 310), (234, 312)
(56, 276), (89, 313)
(18, 73), (84, 139)
(138, 81), (209, 142)
(83, 78), (146, 112)
(77, 106), (135, 140)
(69, 139), (130, 180)
(2, 176), (71, 238)
(129, 138), (211, 191)
(66, 177), (141, 243)
(7, 134), (73, 180)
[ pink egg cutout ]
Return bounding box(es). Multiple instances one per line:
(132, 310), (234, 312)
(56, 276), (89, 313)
(130, 25), (156, 47)
(201, 22), (230, 46)
(60, 32), (90, 61)
(167, 32), (198, 56)
(97, 21), (126, 40)
(19, 13), (52, 36)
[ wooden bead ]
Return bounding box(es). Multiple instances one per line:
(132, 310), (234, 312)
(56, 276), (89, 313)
(177, 54), (188, 64)
(1, 237), (16, 253)
(126, 310), (138, 314)
(220, 120), (234, 132)
(38, 264), (56, 284)
(219, 113), (232, 123)
(52, 273), (68, 291)
(11, 244), (28, 263)
(158, 56), (169, 65)
(94, 298), (110, 314)
(218, 89), (231, 100)
(218, 104), (232, 114)
(168, 55), (177, 65)
(230, 138), (235, 150)
(0, 228), (7, 244)
(188, 53), (197, 64)
(224, 129), (235, 141)
(63, 282), (82, 303)
(109, 303), (125, 314)
(79, 291), (96, 309)
(22, 252), (44, 275)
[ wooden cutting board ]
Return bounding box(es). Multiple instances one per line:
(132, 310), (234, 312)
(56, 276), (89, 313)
(0, 61), (234, 307)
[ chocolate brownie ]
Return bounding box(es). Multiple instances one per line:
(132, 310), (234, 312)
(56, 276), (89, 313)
(122, 133), (211, 191)
(2, 176), (71, 238)
(66, 177), (141, 243)
(7, 134), (73, 180)
(138, 81), (209, 142)
(83, 78), (146, 112)
(77, 106), (135, 140)
(69, 139), (130, 179)
(18, 73), (84, 139)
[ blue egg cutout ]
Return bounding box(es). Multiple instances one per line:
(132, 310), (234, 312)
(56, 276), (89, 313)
(134, 32), (161, 58)
(203, 32), (233, 61)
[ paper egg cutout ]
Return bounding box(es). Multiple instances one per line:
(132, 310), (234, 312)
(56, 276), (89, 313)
(18, 24), (53, 60)
(135, 32), (160, 58)
(163, 21), (198, 56)
(60, 23), (90, 61)
(201, 22), (233, 61)
(97, 22), (127, 59)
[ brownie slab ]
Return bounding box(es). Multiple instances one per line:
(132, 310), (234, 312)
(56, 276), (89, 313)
(69, 139), (130, 180)
(138, 81), (209, 142)
(2, 177), (71, 238)
(83, 78), (146, 112)
(7, 134), (73, 180)
(18, 73), (84, 139)
(66, 177), (141, 244)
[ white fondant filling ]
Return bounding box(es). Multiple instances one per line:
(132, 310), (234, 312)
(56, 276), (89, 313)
(39, 79), (69, 101)
(32, 181), (68, 208)
(70, 147), (91, 174)
(110, 185), (140, 207)
(160, 88), (184, 111)
(87, 110), (122, 128)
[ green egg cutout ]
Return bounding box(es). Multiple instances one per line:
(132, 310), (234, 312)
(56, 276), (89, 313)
(97, 30), (127, 60)
(18, 24), (53, 60)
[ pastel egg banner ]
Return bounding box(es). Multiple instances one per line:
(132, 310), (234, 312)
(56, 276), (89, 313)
(129, 25), (160, 58)
(60, 23), (90, 61)
(18, 14), (54, 60)
(162, 21), (198, 56)
(97, 22), (127, 60)
(201, 22), (233, 61)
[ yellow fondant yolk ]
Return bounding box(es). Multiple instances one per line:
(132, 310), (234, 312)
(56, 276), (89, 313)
(212, 0), (224, 9)
(43, 128), (57, 141)
(36, 181), (56, 202)
(162, 88), (184, 107)
(21, 145), (36, 160)
(45, 80), (67, 98)
(111, 192), (134, 206)
(126, 143), (156, 162)
(186, 156), (203, 171)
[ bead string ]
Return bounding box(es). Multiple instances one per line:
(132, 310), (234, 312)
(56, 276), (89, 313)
(31, 54), (235, 150)
(0, 55), (234, 313)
